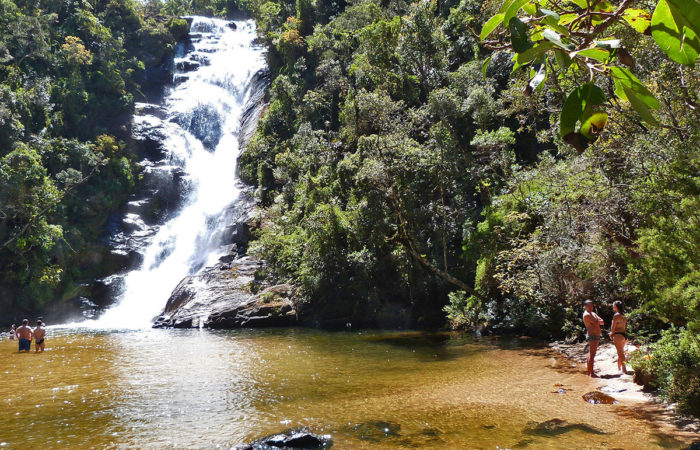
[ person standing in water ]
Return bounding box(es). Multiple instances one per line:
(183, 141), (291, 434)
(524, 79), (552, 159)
(582, 300), (604, 377)
(33, 320), (46, 353)
(609, 301), (628, 374)
(9, 324), (16, 340)
(16, 319), (33, 352)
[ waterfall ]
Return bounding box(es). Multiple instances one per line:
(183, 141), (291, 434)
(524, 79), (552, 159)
(88, 17), (266, 329)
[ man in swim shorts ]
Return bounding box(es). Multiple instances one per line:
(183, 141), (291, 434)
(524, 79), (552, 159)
(582, 300), (604, 377)
(16, 319), (33, 352)
(33, 319), (46, 353)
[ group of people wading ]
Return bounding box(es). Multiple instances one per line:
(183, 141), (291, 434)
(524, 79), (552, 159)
(8, 319), (46, 353)
(582, 299), (628, 377)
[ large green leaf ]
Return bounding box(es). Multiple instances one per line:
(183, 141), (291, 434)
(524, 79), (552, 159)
(651, 0), (700, 65)
(572, 48), (610, 61)
(610, 66), (659, 109)
(580, 110), (609, 139)
(509, 17), (532, 52)
(516, 41), (554, 64)
(667, 0), (700, 36)
(504, 0), (531, 26)
(622, 8), (652, 34)
(560, 83), (606, 136)
(553, 48), (572, 69)
(482, 56), (492, 79)
(542, 28), (572, 49)
(622, 85), (660, 125)
(481, 13), (504, 40)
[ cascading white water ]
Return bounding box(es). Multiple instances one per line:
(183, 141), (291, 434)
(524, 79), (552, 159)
(89, 17), (265, 329)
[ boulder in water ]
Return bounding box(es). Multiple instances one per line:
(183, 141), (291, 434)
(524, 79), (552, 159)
(227, 22), (238, 30)
(234, 429), (332, 449)
(582, 391), (618, 404)
(176, 60), (200, 72)
(527, 419), (605, 436)
(152, 256), (298, 329)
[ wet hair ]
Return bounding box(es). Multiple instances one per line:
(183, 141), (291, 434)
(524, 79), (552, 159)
(613, 301), (624, 314)
(22, 319), (28, 324)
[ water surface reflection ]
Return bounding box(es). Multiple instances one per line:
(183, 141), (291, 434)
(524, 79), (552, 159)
(0, 329), (692, 448)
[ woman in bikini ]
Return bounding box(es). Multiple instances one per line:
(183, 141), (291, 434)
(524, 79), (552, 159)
(609, 301), (628, 374)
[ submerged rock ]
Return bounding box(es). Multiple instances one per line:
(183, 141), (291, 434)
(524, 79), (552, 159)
(342, 421), (402, 442)
(582, 391), (618, 405)
(234, 429), (332, 449)
(527, 419), (605, 436)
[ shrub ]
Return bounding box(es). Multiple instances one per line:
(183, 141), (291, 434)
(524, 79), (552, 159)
(631, 328), (700, 416)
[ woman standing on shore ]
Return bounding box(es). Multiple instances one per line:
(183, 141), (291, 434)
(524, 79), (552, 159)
(609, 301), (628, 374)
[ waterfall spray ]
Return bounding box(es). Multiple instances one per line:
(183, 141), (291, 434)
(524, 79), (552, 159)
(87, 17), (265, 329)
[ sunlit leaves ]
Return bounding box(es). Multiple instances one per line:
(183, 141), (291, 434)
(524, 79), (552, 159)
(480, 13), (504, 40)
(610, 66), (660, 124)
(651, 0), (700, 66)
(622, 8), (651, 33)
(560, 83), (607, 151)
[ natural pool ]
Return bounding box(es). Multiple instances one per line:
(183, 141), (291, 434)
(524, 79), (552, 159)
(0, 329), (693, 448)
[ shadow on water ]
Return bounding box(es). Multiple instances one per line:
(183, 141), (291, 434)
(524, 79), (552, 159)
(360, 331), (477, 362)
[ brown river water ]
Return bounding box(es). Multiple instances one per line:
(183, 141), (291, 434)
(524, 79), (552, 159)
(0, 329), (694, 448)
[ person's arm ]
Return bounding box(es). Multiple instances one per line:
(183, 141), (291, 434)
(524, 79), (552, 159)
(583, 313), (596, 329)
(610, 315), (619, 337)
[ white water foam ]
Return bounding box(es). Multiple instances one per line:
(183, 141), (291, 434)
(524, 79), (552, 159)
(71, 17), (265, 329)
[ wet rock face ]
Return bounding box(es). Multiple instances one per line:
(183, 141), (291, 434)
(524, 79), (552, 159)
(582, 391), (618, 405)
(152, 256), (297, 329)
(234, 429), (332, 449)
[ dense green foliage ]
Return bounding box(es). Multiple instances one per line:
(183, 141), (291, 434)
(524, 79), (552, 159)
(481, 0), (699, 151)
(630, 328), (700, 415)
(0, 0), (186, 320)
(240, 0), (698, 336)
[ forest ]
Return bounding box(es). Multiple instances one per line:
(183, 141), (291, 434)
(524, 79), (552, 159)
(0, 0), (187, 316)
(0, 0), (698, 414)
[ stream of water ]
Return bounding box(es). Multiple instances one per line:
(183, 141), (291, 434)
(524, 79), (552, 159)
(0, 330), (693, 448)
(92, 17), (265, 329)
(8, 15), (693, 450)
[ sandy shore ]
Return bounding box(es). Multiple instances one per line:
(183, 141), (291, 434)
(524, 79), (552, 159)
(551, 340), (700, 442)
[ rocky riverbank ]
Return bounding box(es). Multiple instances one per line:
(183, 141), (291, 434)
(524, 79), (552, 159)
(550, 340), (700, 443)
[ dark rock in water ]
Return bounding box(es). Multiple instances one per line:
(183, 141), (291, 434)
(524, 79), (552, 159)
(227, 22), (238, 30)
(262, 431), (330, 448)
(527, 419), (605, 436)
(190, 53), (211, 65)
(687, 440), (700, 450)
(234, 429), (332, 449)
(170, 102), (222, 151)
(173, 74), (189, 85)
(176, 59), (200, 72)
(582, 391), (618, 405)
(131, 106), (170, 160)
